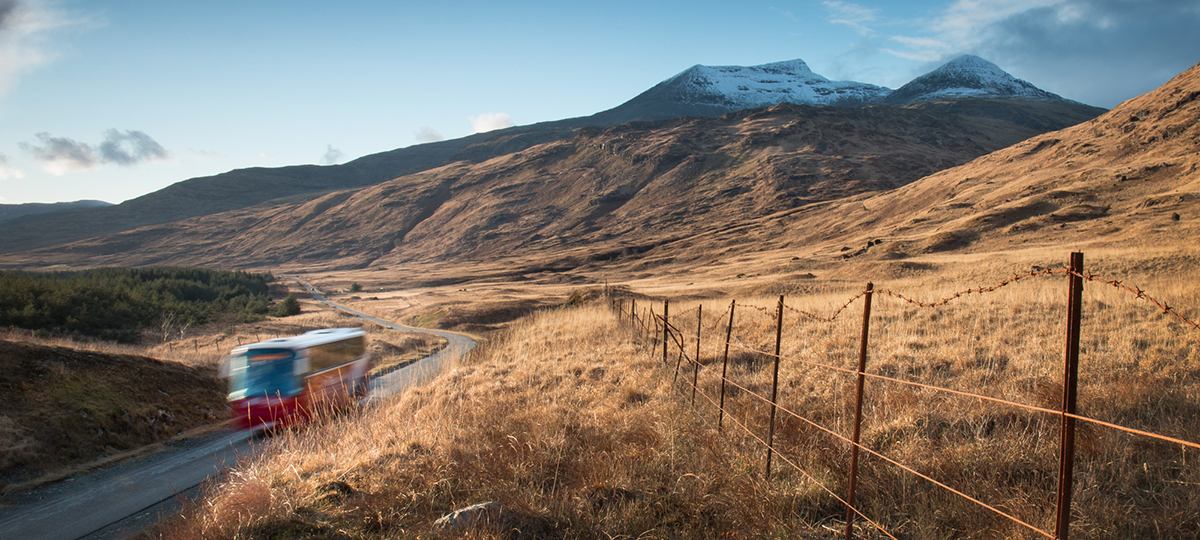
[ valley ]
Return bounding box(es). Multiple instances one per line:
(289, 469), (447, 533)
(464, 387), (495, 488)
(0, 54), (1197, 539)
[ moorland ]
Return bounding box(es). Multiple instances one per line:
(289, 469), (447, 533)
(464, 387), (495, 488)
(0, 61), (1198, 538)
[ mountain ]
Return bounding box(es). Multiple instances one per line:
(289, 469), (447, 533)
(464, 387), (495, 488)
(0, 125), (575, 254)
(0, 95), (1106, 273)
(0, 55), (1103, 259)
(0, 200), (112, 225)
(644, 60), (1200, 276)
(590, 55), (1077, 125)
(884, 55), (1066, 104)
(586, 59), (892, 125)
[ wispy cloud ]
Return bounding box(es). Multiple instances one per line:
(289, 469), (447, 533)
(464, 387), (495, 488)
(0, 152), (24, 180)
(880, 0), (1200, 106)
(415, 126), (443, 143)
(0, 0), (95, 100)
(320, 144), (343, 165)
(469, 112), (514, 134)
(189, 148), (224, 160)
(881, 35), (953, 62)
(823, 1), (879, 35)
(19, 129), (169, 175)
(97, 129), (167, 165)
(769, 7), (800, 23)
(19, 132), (97, 174)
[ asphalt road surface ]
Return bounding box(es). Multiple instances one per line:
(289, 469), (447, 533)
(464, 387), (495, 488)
(0, 279), (476, 540)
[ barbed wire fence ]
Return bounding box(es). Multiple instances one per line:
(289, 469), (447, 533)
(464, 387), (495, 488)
(607, 252), (1200, 540)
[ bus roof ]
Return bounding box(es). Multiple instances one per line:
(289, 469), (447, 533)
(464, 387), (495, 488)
(230, 328), (366, 353)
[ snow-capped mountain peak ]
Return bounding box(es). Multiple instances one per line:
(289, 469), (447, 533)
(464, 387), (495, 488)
(585, 55), (1077, 126)
(664, 59), (892, 110)
(884, 54), (1064, 103)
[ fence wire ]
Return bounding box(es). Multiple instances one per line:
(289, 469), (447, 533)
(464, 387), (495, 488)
(611, 260), (1200, 537)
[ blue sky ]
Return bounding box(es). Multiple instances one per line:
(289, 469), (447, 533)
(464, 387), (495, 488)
(1, 0), (1197, 204)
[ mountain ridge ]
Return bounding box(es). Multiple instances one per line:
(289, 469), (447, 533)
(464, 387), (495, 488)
(0, 200), (112, 225)
(0, 97), (1108, 273)
(0, 55), (1103, 258)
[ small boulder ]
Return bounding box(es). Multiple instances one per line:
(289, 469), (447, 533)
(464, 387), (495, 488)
(433, 501), (515, 533)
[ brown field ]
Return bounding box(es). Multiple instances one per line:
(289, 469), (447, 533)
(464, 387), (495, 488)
(138, 242), (1200, 539)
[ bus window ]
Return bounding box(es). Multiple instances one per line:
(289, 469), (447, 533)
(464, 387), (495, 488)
(307, 335), (365, 372)
(228, 349), (301, 399)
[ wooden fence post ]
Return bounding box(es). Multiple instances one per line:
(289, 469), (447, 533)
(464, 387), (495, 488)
(765, 295), (785, 480)
(845, 282), (875, 540)
(1055, 252), (1085, 540)
(692, 304), (702, 406)
(719, 300), (736, 430)
(662, 300), (670, 365)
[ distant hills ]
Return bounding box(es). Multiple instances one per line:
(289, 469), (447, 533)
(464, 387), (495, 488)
(0, 200), (111, 225)
(0, 55), (1109, 267)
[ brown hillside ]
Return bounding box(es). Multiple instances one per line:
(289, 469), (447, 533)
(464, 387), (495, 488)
(0, 99), (1101, 274)
(0, 340), (226, 487)
(760, 60), (1200, 263)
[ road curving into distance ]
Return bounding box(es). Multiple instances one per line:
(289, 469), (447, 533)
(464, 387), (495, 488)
(289, 276), (478, 400)
(0, 278), (476, 540)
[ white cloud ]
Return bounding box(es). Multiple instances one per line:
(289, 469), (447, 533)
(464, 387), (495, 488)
(19, 129), (168, 175)
(931, 0), (1063, 44)
(877, 0), (1200, 106)
(882, 35), (953, 61)
(320, 144), (343, 165)
(97, 129), (168, 165)
(19, 132), (97, 175)
(823, 1), (879, 35)
(415, 126), (443, 143)
(0, 0), (94, 100)
(0, 152), (24, 180)
(469, 112), (514, 134)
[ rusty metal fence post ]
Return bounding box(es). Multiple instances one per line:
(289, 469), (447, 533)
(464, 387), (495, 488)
(1055, 252), (1085, 540)
(765, 295), (785, 480)
(718, 300), (737, 430)
(845, 282), (875, 540)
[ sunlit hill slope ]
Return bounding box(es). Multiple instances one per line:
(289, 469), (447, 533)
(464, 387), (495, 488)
(0, 96), (1108, 276)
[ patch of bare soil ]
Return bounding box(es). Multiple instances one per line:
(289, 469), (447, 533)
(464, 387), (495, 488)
(0, 340), (227, 490)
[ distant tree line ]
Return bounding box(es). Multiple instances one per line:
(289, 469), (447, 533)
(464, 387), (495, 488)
(0, 267), (288, 343)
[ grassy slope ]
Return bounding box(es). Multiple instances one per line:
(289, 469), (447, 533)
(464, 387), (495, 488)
(145, 248), (1200, 538)
(0, 99), (1102, 272)
(0, 280), (447, 494)
(0, 340), (227, 489)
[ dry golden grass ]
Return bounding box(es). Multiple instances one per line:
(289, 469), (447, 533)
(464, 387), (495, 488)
(635, 252), (1200, 539)
(145, 305), (837, 539)
(141, 247), (1200, 539)
(0, 282), (447, 493)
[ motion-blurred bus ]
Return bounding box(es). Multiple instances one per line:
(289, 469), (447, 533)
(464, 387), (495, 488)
(222, 328), (370, 430)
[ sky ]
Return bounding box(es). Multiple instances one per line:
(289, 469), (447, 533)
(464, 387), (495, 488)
(0, 0), (1197, 205)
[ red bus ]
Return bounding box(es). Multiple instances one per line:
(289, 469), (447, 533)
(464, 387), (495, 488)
(222, 328), (370, 430)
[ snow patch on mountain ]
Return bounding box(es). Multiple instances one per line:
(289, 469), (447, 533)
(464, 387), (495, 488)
(666, 59), (893, 109)
(885, 55), (1064, 103)
(590, 55), (1079, 126)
